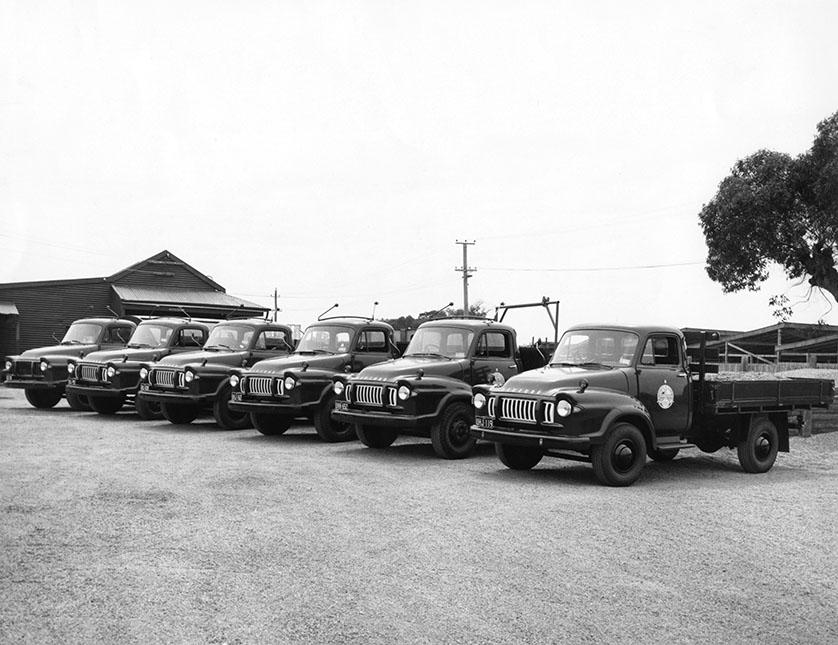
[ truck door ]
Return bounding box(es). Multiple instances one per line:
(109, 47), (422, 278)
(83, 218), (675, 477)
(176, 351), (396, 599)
(248, 329), (292, 365)
(350, 328), (393, 372)
(470, 330), (518, 386)
(636, 334), (690, 437)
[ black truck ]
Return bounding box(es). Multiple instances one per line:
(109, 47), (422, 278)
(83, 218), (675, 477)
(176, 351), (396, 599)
(2, 317), (136, 409)
(136, 320), (294, 428)
(228, 318), (400, 441)
(471, 324), (835, 486)
(65, 318), (212, 418)
(332, 318), (547, 459)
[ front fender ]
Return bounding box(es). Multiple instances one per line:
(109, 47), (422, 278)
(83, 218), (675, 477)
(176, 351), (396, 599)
(584, 389), (656, 449)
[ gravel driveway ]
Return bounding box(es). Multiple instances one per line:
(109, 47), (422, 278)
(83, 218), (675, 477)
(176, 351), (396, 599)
(1, 389), (836, 644)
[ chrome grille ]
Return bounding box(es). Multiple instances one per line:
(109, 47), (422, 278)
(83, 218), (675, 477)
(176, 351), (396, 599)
(14, 361), (36, 377)
(500, 397), (538, 423)
(248, 377), (273, 396)
(388, 387), (397, 407)
(80, 365), (101, 382)
(153, 369), (177, 388)
(355, 384), (383, 406)
(487, 396), (496, 417)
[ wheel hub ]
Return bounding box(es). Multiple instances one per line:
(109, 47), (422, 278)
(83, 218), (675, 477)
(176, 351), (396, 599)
(612, 441), (636, 473)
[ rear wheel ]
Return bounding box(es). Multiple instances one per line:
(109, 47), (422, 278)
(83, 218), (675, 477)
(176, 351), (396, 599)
(161, 402), (199, 425)
(356, 424), (397, 449)
(496, 443), (543, 470)
(134, 396), (162, 420)
(89, 395), (125, 415)
(24, 388), (62, 409)
(66, 392), (91, 411)
(213, 385), (252, 430)
(251, 413), (292, 436)
(591, 422), (647, 486)
(314, 394), (356, 442)
(430, 402), (476, 459)
(737, 416), (779, 473)
(649, 448), (679, 462)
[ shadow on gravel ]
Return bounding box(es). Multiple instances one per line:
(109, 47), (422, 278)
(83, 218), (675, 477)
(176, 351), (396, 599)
(336, 440), (498, 462)
(237, 431), (324, 445)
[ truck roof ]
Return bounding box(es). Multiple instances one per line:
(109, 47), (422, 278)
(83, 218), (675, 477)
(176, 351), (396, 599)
(137, 317), (211, 328)
(565, 323), (684, 338)
(419, 318), (515, 332)
(72, 317), (137, 326)
(309, 318), (395, 331)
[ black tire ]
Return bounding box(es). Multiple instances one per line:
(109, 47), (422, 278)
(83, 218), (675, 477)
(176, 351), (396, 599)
(737, 416), (779, 474)
(356, 424), (397, 449)
(89, 395), (125, 415)
(591, 422), (647, 486)
(66, 392), (91, 411)
(696, 438), (723, 454)
(313, 394), (356, 442)
(430, 402), (476, 459)
(213, 385), (252, 430)
(24, 388), (62, 409)
(251, 412), (292, 436)
(649, 448), (679, 462)
(496, 443), (543, 470)
(161, 402), (199, 425)
(134, 396), (163, 420)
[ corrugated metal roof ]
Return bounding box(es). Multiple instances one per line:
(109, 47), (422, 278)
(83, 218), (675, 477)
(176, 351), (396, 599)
(111, 286), (265, 311)
(0, 301), (19, 315)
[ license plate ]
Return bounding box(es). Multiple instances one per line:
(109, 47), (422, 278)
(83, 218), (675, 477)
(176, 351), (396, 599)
(231, 392), (242, 402)
(334, 400), (349, 412)
(476, 416), (494, 429)
(140, 383), (149, 391)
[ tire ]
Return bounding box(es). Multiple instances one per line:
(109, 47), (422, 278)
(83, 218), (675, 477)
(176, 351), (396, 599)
(737, 416), (779, 474)
(313, 394), (356, 442)
(496, 443), (543, 470)
(430, 402), (476, 459)
(251, 412), (292, 436)
(649, 448), (679, 462)
(213, 385), (252, 430)
(356, 424), (397, 449)
(66, 392), (91, 411)
(24, 388), (62, 409)
(591, 422), (647, 486)
(88, 395), (125, 415)
(696, 438), (723, 454)
(134, 396), (163, 420)
(161, 402), (199, 425)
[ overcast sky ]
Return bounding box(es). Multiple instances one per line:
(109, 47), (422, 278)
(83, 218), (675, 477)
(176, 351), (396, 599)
(2, 1), (838, 341)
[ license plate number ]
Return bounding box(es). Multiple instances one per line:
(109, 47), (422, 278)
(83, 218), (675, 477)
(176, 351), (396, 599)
(231, 392), (242, 402)
(139, 383), (149, 391)
(334, 400), (349, 412)
(476, 416), (494, 429)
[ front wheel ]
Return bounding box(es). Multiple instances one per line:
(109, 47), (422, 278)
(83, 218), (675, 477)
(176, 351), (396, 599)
(134, 397), (162, 420)
(213, 385), (252, 430)
(66, 392), (91, 411)
(24, 388), (63, 409)
(313, 394), (356, 442)
(737, 416), (779, 473)
(161, 402), (199, 425)
(496, 443), (543, 470)
(89, 395), (125, 415)
(591, 422), (647, 486)
(251, 413), (292, 436)
(430, 402), (476, 459)
(356, 424), (397, 449)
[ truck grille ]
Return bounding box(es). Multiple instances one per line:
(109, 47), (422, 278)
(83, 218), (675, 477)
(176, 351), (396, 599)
(355, 384), (383, 406)
(79, 365), (102, 382)
(500, 397), (538, 423)
(247, 377), (275, 396)
(153, 369), (183, 389)
(13, 361), (37, 377)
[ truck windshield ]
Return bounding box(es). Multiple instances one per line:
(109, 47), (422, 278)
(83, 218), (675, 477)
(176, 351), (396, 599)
(551, 330), (639, 368)
(61, 323), (104, 345)
(296, 325), (353, 354)
(405, 327), (474, 359)
(205, 324), (253, 350)
(127, 324), (174, 349)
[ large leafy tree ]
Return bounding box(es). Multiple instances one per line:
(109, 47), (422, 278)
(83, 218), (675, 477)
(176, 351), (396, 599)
(699, 111), (838, 306)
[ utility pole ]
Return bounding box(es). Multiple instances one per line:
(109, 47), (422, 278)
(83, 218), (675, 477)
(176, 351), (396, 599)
(455, 240), (476, 314)
(273, 289), (279, 322)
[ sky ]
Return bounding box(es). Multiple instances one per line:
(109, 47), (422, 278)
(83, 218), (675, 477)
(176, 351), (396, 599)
(2, 0), (838, 342)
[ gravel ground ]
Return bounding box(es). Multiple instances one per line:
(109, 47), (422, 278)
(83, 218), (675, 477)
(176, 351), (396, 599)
(1, 388), (837, 644)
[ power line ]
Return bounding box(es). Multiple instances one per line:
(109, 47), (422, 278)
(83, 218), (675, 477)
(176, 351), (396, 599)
(481, 260), (704, 273)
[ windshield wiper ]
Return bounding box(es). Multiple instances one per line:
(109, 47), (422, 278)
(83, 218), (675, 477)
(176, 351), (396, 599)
(206, 344), (234, 350)
(405, 352), (451, 360)
(577, 362), (613, 369)
(549, 361), (579, 367)
(127, 343), (153, 349)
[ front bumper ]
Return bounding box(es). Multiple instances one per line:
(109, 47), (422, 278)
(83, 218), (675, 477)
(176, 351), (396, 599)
(228, 392), (312, 415)
(66, 382), (136, 398)
(3, 378), (65, 391)
(331, 402), (437, 429)
(137, 383), (215, 405)
(469, 416), (605, 451)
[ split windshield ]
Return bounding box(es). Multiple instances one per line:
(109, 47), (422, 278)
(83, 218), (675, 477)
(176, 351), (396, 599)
(296, 326), (353, 354)
(61, 323), (103, 345)
(127, 324), (173, 349)
(205, 324), (255, 350)
(405, 326), (474, 359)
(550, 330), (640, 368)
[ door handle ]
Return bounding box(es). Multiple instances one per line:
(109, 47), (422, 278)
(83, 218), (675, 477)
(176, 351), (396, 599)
(676, 371), (687, 378)
(508, 364), (517, 369)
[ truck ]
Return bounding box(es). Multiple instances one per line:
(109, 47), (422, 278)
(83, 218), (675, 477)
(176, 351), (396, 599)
(65, 318), (212, 418)
(136, 319), (294, 428)
(228, 317), (400, 441)
(470, 324), (835, 486)
(2, 317), (136, 409)
(331, 317), (548, 459)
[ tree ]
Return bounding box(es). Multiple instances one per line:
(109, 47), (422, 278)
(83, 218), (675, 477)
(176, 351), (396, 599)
(699, 111), (838, 307)
(384, 302), (488, 330)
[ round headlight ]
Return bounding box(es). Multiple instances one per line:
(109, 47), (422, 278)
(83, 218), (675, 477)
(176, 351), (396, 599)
(473, 392), (486, 409)
(556, 399), (573, 417)
(184, 370), (195, 383)
(229, 374), (240, 388)
(5, 360), (12, 371)
(397, 385), (411, 401)
(67, 363), (75, 374)
(283, 375), (296, 391)
(139, 367), (149, 381)
(333, 381), (345, 396)
(39, 360), (48, 372)
(106, 366), (116, 378)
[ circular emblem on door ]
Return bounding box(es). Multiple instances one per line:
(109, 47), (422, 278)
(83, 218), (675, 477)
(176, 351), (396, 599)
(657, 384), (674, 409)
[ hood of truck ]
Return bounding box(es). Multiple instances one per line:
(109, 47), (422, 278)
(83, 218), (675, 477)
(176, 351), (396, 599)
(356, 356), (465, 381)
(15, 344), (100, 360)
(154, 349), (247, 368)
(247, 352), (349, 375)
(76, 347), (164, 364)
(497, 365), (632, 396)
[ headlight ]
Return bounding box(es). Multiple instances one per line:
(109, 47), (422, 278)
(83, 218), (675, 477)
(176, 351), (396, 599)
(184, 370), (195, 383)
(106, 366), (116, 378)
(67, 363), (76, 374)
(397, 385), (411, 401)
(4, 360), (12, 371)
(40, 360), (48, 372)
(139, 367), (149, 381)
(333, 381), (345, 396)
(473, 392), (486, 409)
(556, 399), (573, 417)
(283, 375), (296, 391)
(229, 374), (240, 388)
